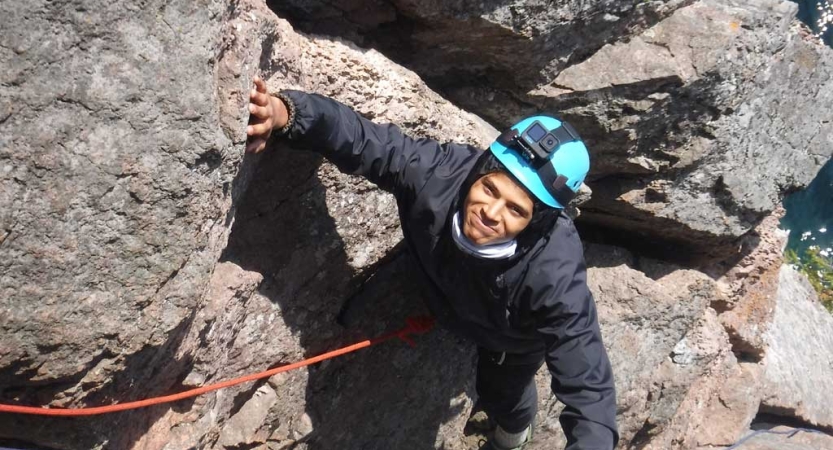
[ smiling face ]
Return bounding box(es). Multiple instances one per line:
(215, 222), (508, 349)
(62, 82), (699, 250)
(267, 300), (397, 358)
(463, 171), (534, 245)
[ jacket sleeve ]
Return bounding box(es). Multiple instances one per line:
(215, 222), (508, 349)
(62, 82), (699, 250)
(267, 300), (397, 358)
(530, 221), (619, 450)
(279, 90), (453, 203)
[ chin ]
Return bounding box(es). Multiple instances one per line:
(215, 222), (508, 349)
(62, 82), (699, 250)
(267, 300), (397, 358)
(466, 228), (505, 246)
(482, 236), (510, 245)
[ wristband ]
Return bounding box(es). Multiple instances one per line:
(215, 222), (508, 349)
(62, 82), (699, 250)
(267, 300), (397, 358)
(274, 92), (296, 137)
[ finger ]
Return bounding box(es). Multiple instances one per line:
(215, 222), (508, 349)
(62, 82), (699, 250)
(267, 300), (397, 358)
(249, 103), (271, 120)
(247, 121), (273, 136)
(250, 89), (270, 107)
(246, 138), (266, 153)
(254, 76), (268, 94)
(246, 139), (263, 153)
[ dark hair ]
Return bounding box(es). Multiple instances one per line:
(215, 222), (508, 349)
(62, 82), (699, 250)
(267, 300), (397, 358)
(459, 151), (561, 250)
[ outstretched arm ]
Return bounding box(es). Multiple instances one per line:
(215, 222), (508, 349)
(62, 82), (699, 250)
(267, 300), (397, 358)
(245, 78), (458, 200)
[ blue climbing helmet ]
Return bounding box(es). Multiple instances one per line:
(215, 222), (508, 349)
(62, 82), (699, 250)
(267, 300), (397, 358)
(489, 115), (590, 209)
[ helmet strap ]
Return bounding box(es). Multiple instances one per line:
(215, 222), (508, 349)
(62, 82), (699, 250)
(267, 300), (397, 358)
(537, 163), (577, 207)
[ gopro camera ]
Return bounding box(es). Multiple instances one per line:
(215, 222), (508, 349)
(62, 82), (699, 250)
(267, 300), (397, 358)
(518, 121), (560, 161)
(496, 118), (580, 168)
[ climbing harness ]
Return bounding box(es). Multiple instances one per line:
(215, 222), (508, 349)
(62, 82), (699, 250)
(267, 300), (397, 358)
(0, 316), (435, 417)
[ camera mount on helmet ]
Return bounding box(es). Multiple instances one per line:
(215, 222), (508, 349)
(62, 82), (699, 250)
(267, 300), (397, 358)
(492, 118), (585, 208)
(496, 120), (580, 169)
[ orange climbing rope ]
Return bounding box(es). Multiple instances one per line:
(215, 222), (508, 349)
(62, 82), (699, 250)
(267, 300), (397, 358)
(0, 316), (435, 417)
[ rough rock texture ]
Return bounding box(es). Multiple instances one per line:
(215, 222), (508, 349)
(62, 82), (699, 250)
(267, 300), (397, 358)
(539, 0), (833, 258)
(3, 0), (833, 449)
(552, 247), (720, 449)
(760, 265), (833, 430)
(0, 1), (251, 448)
(161, 4), (497, 447)
(710, 210), (790, 362)
(649, 321), (762, 449)
(271, 0), (833, 259)
(266, 0), (692, 89)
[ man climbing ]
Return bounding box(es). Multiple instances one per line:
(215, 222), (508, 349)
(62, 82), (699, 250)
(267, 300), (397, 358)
(245, 76), (619, 450)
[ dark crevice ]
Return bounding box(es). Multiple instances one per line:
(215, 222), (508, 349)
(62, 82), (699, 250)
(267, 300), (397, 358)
(193, 147), (224, 174)
(336, 240), (408, 327)
(730, 346), (763, 364)
(234, 167), (319, 223)
(258, 31), (281, 80)
(149, 255), (190, 299)
(627, 418), (657, 450)
(128, 190), (144, 204)
(224, 443), (264, 450)
(196, 319), (215, 351)
(0, 228), (12, 248)
(55, 95), (96, 112)
(753, 409), (833, 435)
(575, 213), (738, 269)
(226, 378), (269, 420)
(0, 349), (113, 405)
(718, 297), (767, 363)
(0, 439), (60, 450)
(97, 183), (118, 201)
(710, 297), (733, 314)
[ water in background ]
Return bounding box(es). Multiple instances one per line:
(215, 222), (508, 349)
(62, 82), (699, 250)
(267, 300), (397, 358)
(781, 1), (833, 262)
(781, 160), (832, 259)
(793, 0), (833, 45)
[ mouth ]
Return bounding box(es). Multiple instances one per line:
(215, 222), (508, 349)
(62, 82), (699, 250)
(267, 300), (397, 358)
(470, 213), (497, 237)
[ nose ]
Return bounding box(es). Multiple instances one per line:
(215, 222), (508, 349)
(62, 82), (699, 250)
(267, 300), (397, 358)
(482, 200), (503, 224)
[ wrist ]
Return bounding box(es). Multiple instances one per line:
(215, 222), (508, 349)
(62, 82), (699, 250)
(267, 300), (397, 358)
(272, 95), (287, 129)
(273, 92), (295, 136)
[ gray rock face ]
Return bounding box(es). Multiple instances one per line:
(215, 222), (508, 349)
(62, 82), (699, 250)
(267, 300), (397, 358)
(761, 265), (833, 429)
(582, 251), (719, 447)
(0, 0), (267, 447)
(0, 0), (238, 416)
(218, 384), (279, 448)
(267, 0), (691, 89)
(534, 0), (832, 257)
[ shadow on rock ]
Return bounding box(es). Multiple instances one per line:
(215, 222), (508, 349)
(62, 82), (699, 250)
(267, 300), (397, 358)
(221, 142), (475, 449)
(0, 319), (198, 450)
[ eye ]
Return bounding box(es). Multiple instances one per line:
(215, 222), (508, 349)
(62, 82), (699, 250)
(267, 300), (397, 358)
(483, 184), (495, 196)
(508, 205), (524, 217)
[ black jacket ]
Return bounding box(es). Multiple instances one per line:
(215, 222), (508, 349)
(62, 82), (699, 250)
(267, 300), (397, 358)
(280, 90), (619, 449)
